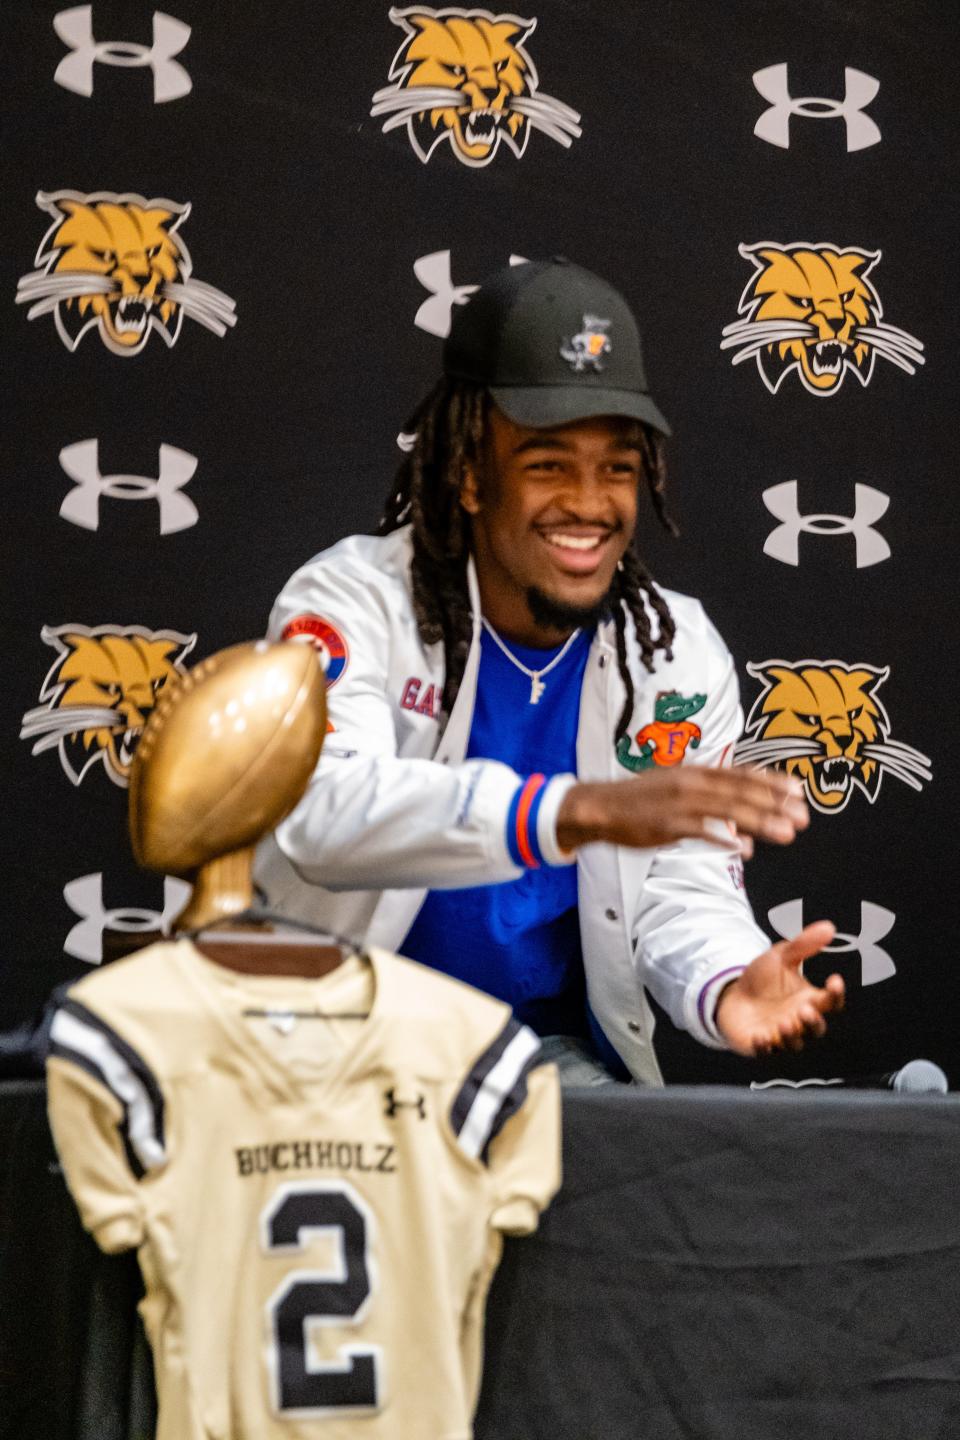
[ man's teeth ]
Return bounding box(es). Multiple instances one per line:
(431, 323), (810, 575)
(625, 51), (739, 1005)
(546, 534), (603, 551)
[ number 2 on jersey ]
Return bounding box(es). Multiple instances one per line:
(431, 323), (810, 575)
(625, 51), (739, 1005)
(262, 1180), (381, 1415)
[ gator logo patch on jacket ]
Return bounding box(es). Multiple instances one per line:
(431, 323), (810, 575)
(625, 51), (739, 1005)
(616, 691), (706, 772)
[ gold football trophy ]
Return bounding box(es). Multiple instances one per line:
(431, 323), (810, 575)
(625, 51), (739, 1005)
(129, 639), (326, 937)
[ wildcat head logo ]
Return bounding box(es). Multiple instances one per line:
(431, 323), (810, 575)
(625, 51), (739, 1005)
(20, 625), (196, 787)
(370, 7), (582, 167)
(15, 190), (237, 355)
(720, 243), (924, 395)
(616, 691), (706, 773)
(735, 661), (931, 814)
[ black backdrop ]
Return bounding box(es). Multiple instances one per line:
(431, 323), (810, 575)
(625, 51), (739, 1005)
(2, 0), (958, 1084)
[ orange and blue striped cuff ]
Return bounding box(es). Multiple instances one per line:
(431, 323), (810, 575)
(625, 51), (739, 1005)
(506, 774), (549, 868)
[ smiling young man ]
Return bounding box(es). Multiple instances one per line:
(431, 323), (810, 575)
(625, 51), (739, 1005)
(256, 258), (843, 1083)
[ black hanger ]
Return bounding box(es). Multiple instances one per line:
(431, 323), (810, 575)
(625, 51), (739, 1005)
(182, 902), (371, 1020)
(181, 901), (366, 954)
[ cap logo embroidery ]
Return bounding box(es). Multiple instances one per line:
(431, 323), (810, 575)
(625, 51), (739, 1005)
(560, 313), (611, 372)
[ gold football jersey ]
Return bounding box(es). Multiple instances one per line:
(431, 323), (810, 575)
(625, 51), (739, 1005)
(46, 940), (560, 1440)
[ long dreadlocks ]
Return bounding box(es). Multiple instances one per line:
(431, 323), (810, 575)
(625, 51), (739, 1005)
(379, 378), (678, 742)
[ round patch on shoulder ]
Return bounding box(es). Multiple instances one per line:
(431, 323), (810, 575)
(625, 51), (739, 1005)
(281, 615), (349, 686)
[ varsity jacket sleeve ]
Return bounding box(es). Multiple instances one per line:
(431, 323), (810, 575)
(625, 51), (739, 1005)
(267, 548), (576, 890)
(632, 618), (773, 1050)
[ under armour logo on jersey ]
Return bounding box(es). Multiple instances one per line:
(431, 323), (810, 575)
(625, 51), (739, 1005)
(59, 439), (199, 533)
(768, 898), (896, 986)
(63, 872), (191, 963)
(413, 251), (527, 338)
(53, 6), (192, 103)
(762, 481), (890, 568)
(383, 1087), (426, 1119)
(753, 64), (881, 151)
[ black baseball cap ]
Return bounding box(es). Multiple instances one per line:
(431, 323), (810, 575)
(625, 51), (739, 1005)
(443, 257), (671, 436)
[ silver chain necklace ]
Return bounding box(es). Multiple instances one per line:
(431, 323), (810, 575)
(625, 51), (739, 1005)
(481, 617), (582, 705)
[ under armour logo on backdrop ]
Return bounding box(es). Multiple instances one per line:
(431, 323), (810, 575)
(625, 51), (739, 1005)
(768, 898), (896, 986)
(762, 481), (890, 568)
(752, 64), (880, 151)
(414, 250), (527, 337)
(59, 439), (199, 533)
(53, 6), (192, 103)
(63, 873), (191, 963)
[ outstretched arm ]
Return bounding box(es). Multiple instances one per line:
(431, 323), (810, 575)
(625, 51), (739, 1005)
(555, 765), (807, 855)
(620, 625), (840, 1059)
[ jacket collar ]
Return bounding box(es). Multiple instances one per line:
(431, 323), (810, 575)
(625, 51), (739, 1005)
(595, 616), (617, 654)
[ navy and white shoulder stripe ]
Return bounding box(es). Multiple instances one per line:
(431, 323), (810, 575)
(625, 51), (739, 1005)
(49, 998), (166, 1179)
(451, 1016), (542, 1163)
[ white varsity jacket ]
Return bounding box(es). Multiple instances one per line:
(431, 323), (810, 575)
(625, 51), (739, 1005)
(255, 526), (772, 1085)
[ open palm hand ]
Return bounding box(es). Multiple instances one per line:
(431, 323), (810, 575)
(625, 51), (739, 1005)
(715, 922), (845, 1057)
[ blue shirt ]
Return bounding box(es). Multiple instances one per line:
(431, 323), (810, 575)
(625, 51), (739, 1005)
(401, 625), (593, 1035)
